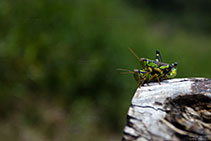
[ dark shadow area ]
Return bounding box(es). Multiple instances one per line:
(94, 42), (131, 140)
(164, 94), (211, 140)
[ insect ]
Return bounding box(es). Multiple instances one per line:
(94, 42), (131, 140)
(118, 48), (178, 87)
(117, 68), (152, 87)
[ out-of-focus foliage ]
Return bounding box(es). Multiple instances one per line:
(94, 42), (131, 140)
(0, 0), (210, 140)
(129, 0), (211, 34)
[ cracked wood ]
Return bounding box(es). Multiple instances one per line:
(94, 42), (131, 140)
(122, 78), (211, 141)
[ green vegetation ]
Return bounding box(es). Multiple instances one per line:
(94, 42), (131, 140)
(0, 0), (210, 140)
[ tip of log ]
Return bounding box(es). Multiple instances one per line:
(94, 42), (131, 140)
(122, 78), (211, 141)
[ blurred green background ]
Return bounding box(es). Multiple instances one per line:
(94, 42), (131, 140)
(0, 0), (210, 140)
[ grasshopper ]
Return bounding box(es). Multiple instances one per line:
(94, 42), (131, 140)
(118, 48), (177, 87)
(117, 68), (152, 87)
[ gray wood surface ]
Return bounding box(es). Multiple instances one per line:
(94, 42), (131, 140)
(122, 78), (211, 141)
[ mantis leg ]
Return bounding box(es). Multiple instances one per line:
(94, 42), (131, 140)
(140, 78), (146, 87)
(155, 50), (163, 62)
(149, 74), (161, 85)
(136, 79), (141, 88)
(154, 68), (163, 74)
(143, 67), (152, 78)
(140, 67), (153, 87)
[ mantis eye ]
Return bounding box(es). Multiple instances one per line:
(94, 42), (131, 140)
(140, 58), (147, 62)
(133, 69), (139, 73)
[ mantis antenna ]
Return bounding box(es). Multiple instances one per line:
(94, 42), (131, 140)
(116, 68), (134, 74)
(128, 48), (140, 61)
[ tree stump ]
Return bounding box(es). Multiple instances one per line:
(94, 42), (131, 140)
(122, 78), (211, 141)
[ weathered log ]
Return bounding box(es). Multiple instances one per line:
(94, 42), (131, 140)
(122, 78), (211, 141)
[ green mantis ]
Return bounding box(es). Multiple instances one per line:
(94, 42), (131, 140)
(118, 48), (178, 87)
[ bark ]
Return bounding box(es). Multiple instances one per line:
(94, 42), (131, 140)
(122, 78), (211, 141)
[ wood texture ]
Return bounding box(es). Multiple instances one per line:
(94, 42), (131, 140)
(122, 78), (211, 141)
